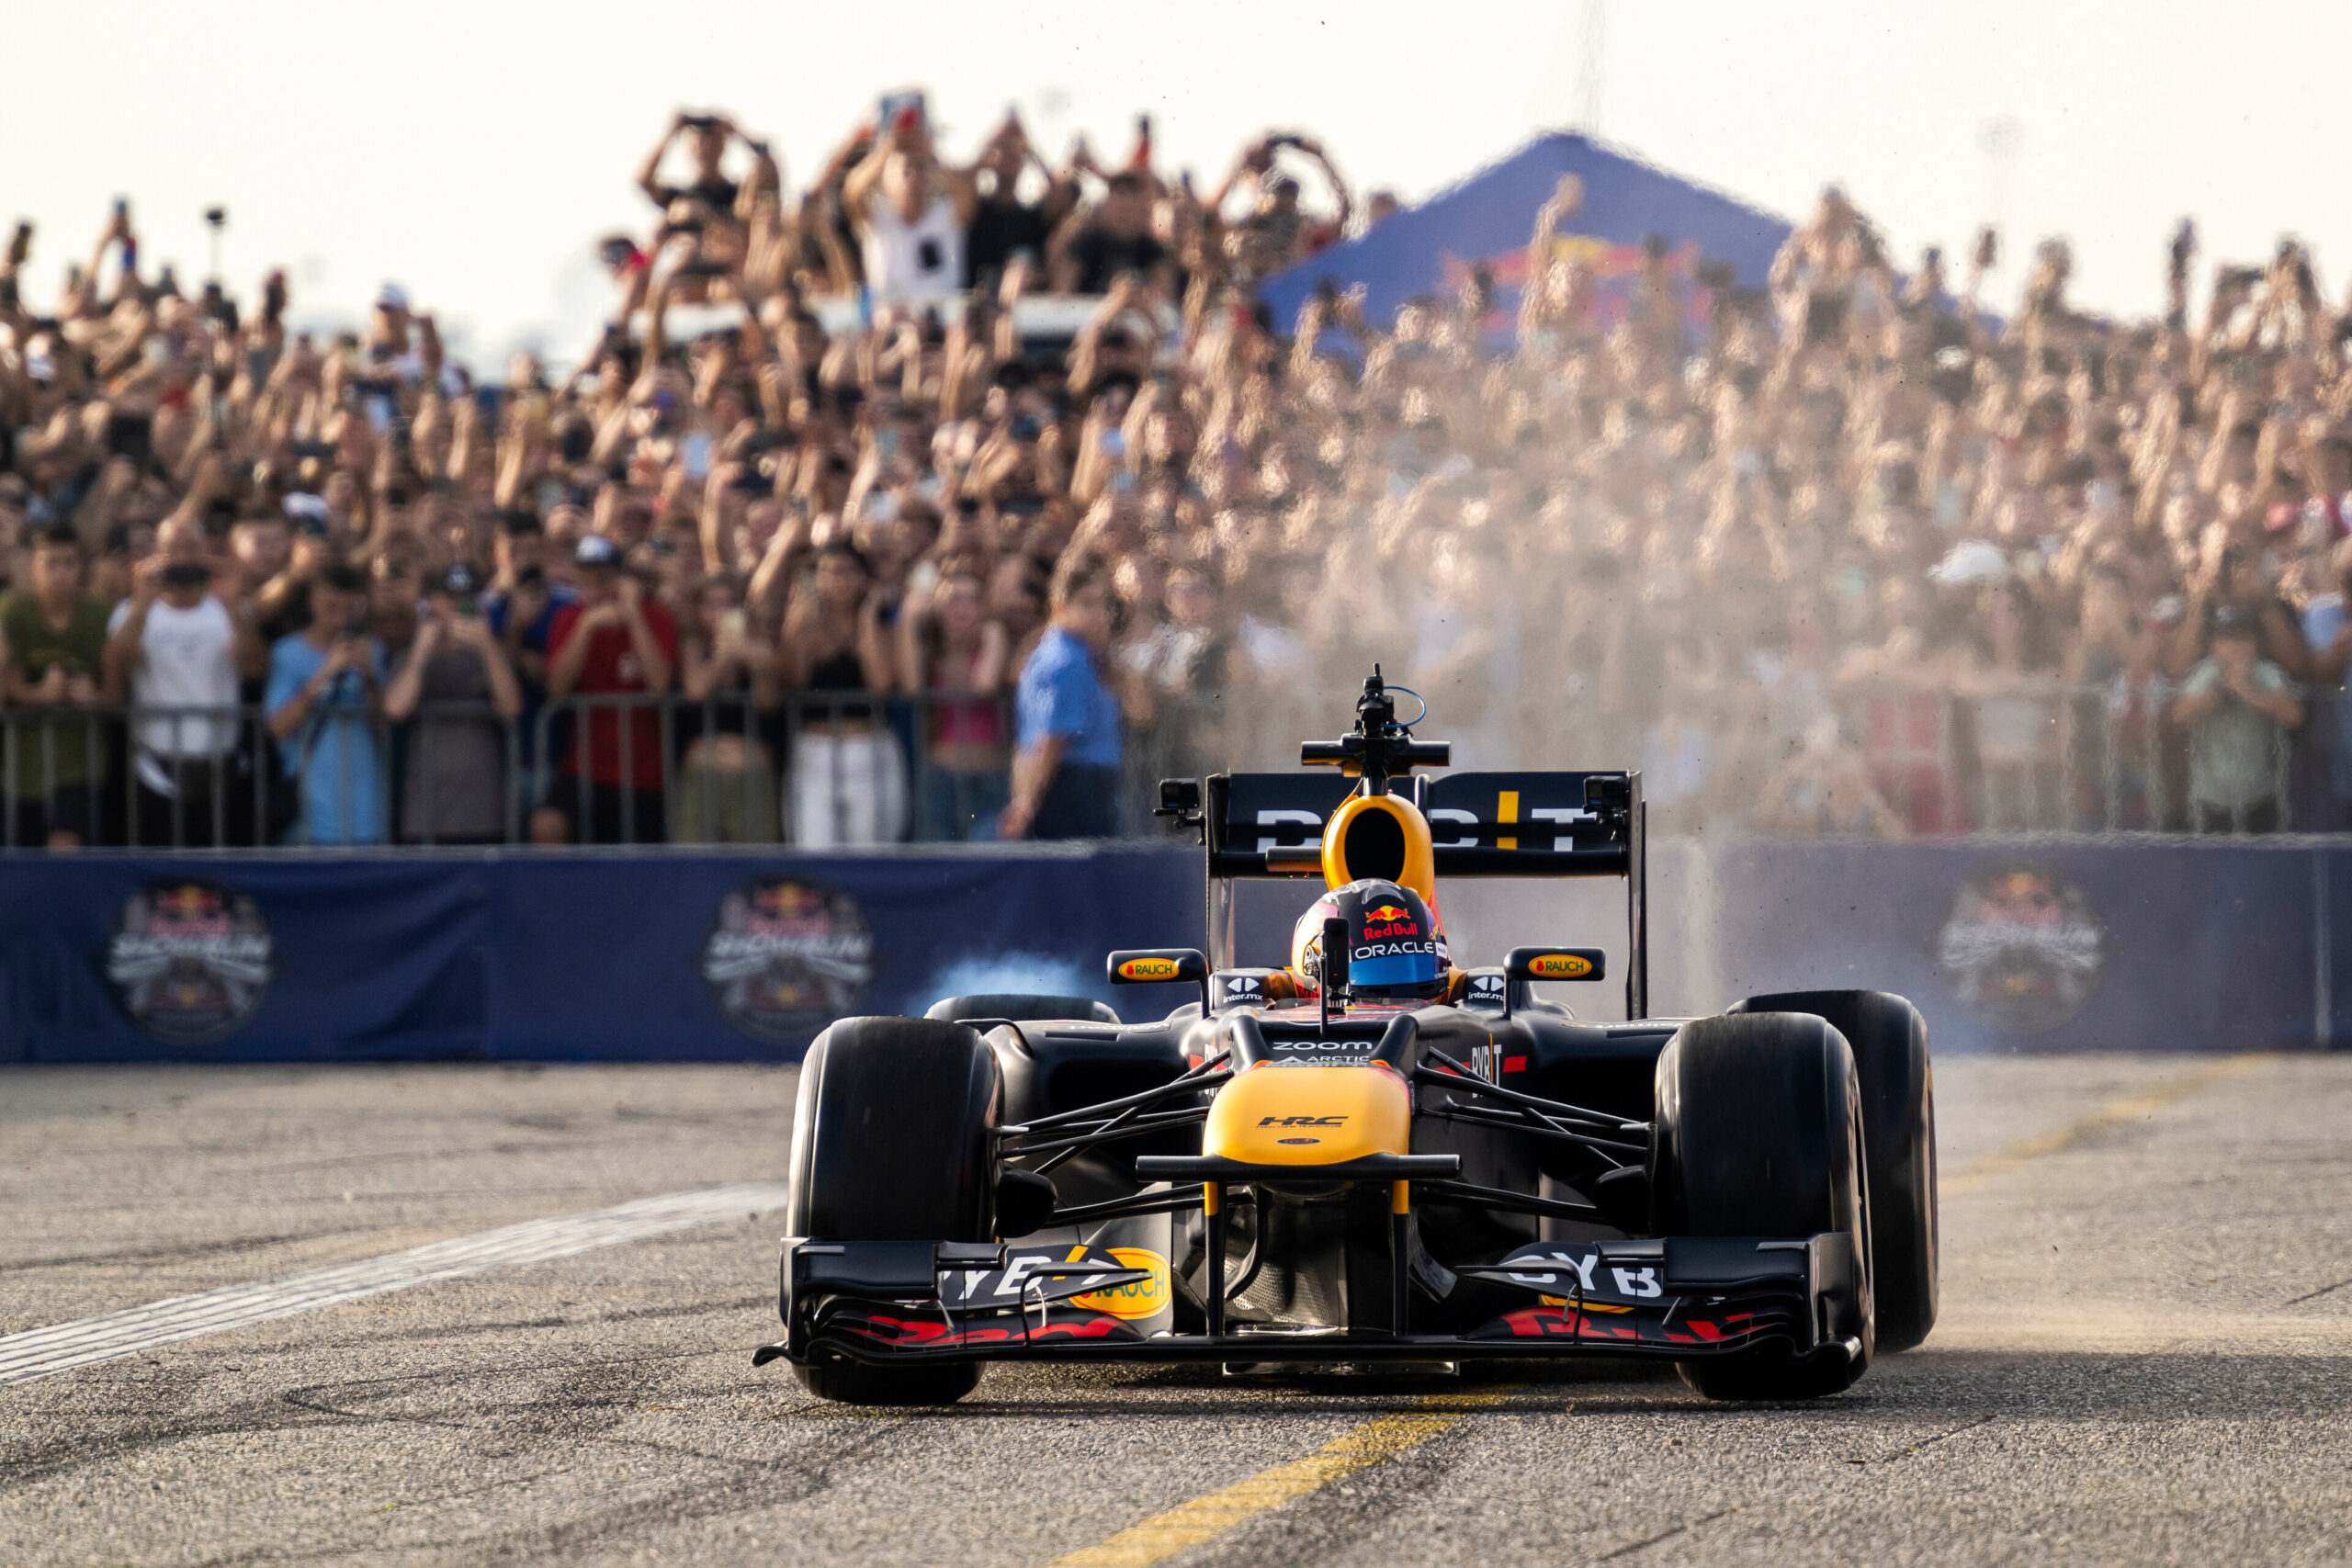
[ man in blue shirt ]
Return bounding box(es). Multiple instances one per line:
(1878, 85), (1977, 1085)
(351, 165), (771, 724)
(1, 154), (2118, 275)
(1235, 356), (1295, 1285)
(265, 562), (387, 844)
(1001, 564), (1122, 840)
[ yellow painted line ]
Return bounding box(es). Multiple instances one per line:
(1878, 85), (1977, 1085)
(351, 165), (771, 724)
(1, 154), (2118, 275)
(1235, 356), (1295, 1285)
(1043, 1386), (1516, 1567)
(1940, 1055), (2270, 1195)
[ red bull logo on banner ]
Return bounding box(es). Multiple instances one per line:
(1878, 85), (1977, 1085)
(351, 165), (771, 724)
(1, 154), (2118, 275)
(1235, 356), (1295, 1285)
(105, 880), (275, 1044)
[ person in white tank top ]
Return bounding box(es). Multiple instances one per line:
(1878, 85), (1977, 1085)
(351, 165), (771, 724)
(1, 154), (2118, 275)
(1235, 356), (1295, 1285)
(843, 116), (976, 304)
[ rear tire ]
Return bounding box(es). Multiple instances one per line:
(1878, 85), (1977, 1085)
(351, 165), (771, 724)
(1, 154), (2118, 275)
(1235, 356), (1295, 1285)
(1736, 990), (1938, 1351)
(1651, 1012), (1872, 1400)
(786, 1016), (1001, 1405)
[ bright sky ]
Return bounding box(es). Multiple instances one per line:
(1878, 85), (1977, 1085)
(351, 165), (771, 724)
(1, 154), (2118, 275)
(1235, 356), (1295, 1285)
(9, 1), (2346, 367)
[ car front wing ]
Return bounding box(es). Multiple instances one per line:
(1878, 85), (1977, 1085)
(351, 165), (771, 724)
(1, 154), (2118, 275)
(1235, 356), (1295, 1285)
(754, 1233), (1861, 1370)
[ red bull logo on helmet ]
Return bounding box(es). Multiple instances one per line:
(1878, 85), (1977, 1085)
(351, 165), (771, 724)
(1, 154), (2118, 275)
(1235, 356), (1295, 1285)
(1360, 900), (1421, 942)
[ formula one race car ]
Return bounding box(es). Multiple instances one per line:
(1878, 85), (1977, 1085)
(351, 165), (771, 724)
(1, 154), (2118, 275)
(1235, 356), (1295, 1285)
(758, 671), (1938, 1404)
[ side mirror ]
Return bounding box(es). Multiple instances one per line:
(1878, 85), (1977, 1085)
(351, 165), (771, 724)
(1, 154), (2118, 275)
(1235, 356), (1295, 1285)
(1106, 948), (1210, 1013)
(1209, 968), (1295, 1011)
(1504, 946), (1607, 983)
(1458, 968), (1510, 1015)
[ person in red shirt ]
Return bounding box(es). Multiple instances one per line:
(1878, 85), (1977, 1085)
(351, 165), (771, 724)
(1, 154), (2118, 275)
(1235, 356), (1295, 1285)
(532, 535), (678, 844)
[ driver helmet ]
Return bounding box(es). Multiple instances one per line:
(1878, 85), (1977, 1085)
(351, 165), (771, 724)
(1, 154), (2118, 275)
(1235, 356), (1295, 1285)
(1289, 879), (1449, 1002)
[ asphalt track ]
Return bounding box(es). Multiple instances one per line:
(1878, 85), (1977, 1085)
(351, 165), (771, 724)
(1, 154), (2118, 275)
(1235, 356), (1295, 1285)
(3, 1053), (2348, 1567)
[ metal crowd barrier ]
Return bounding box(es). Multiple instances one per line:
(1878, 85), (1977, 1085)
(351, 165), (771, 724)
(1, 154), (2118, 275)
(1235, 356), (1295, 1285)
(0, 690), (1021, 852)
(0, 701), (525, 851)
(1, 702), (259, 851)
(1, 705), (112, 848)
(1838, 680), (2299, 835)
(526, 689), (1013, 846)
(16, 681), (2311, 851)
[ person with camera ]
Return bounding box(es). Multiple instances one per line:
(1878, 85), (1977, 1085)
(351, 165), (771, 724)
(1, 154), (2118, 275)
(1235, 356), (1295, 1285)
(2171, 604), (2305, 834)
(2165, 535), (2308, 682)
(1050, 172), (1171, 297)
(102, 516), (266, 847)
(1, 525), (118, 848)
(264, 562), (386, 845)
(637, 109), (763, 220)
(899, 562), (1011, 840)
(670, 572), (782, 843)
(844, 103), (978, 305)
(781, 541), (903, 845)
(534, 534), (677, 844)
(384, 562), (523, 844)
(637, 111), (778, 305)
(964, 111), (1075, 289)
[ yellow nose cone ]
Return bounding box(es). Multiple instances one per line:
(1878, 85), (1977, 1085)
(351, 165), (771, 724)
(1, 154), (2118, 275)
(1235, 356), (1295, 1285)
(1204, 1064), (1412, 1165)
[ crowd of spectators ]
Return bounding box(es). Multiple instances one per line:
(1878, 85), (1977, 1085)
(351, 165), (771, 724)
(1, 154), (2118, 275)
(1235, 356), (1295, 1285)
(3, 95), (2350, 851)
(1478, 186), (2352, 839)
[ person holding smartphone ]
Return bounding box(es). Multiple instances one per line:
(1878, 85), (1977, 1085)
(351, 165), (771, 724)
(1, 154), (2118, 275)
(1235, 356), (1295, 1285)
(964, 111), (1074, 288)
(535, 535), (678, 845)
(674, 574), (781, 843)
(842, 106), (976, 304)
(2172, 604), (2306, 833)
(265, 563), (387, 845)
(638, 109), (744, 217)
(384, 563), (524, 844)
(103, 518), (267, 847)
(899, 564), (1011, 840)
(2, 526), (119, 848)
(1049, 172), (1171, 296)
(780, 542), (903, 845)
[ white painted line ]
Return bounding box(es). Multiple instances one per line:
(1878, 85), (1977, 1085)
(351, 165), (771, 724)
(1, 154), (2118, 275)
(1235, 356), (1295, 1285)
(0, 1181), (792, 1386)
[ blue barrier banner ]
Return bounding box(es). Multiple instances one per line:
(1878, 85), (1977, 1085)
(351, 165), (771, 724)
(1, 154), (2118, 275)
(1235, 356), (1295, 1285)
(1706, 841), (2327, 1054)
(0, 848), (1203, 1064)
(480, 847), (1203, 1061)
(0, 858), (490, 1064)
(0, 841), (2336, 1061)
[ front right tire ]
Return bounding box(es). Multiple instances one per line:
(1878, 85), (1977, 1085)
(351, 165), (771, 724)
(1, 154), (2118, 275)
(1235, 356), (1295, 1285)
(1736, 989), (1938, 1351)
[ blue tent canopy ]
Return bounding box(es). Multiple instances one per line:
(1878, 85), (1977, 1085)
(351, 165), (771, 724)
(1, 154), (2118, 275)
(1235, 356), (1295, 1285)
(1260, 131), (1793, 341)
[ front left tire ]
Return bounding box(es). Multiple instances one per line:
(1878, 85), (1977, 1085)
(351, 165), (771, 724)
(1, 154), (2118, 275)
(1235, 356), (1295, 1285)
(785, 1015), (1001, 1405)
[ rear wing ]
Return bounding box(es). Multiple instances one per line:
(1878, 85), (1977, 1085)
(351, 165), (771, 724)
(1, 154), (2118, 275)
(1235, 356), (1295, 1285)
(1200, 770), (1637, 881)
(1171, 767), (1649, 1020)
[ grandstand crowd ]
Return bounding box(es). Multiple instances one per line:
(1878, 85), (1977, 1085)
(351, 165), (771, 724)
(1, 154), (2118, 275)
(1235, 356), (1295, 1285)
(2, 99), (2348, 849)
